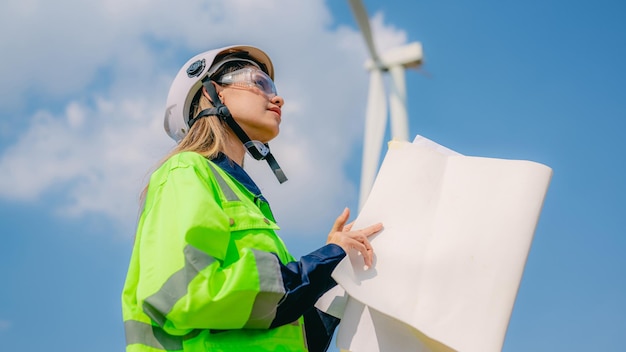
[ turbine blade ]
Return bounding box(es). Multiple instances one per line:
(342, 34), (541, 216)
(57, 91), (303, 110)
(359, 69), (387, 209)
(348, 0), (381, 63)
(388, 65), (409, 141)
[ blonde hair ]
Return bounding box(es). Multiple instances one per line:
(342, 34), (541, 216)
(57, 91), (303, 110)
(140, 92), (229, 204)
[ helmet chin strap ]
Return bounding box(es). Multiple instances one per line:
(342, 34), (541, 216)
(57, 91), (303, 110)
(188, 79), (288, 184)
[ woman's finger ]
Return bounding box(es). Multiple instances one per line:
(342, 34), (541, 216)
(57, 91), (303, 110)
(361, 222), (383, 238)
(363, 237), (373, 253)
(331, 208), (350, 232)
(351, 239), (373, 268)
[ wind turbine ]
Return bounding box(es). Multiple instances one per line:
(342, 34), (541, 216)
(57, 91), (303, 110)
(348, 0), (424, 209)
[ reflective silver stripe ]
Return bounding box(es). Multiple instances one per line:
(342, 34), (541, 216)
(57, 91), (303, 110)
(244, 250), (286, 328)
(124, 320), (183, 351)
(143, 245), (216, 326)
(207, 162), (240, 202)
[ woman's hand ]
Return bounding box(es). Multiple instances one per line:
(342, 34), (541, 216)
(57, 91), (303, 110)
(327, 207), (383, 269)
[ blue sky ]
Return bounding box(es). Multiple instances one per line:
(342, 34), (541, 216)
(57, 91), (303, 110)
(1, 0), (624, 351)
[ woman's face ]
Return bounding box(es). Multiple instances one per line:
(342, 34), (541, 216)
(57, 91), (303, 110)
(216, 69), (284, 143)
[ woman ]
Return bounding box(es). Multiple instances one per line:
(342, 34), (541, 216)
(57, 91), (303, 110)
(121, 45), (383, 352)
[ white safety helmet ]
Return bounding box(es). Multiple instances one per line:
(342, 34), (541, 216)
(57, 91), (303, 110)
(164, 45), (275, 142)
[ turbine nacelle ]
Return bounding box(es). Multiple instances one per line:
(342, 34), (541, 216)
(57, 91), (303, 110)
(364, 42), (424, 71)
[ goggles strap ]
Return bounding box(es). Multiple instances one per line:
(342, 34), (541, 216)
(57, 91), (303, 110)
(188, 107), (220, 128)
(194, 80), (288, 184)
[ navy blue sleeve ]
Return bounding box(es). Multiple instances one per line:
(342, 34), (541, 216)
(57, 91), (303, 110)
(269, 244), (346, 329)
(303, 307), (341, 352)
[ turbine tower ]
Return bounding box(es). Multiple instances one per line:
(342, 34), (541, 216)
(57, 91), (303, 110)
(348, 0), (424, 209)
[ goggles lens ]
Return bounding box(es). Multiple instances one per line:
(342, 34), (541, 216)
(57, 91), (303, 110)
(217, 68), (277, 98)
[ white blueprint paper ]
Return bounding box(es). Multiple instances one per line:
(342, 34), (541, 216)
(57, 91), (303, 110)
(317, 135), (552, 352)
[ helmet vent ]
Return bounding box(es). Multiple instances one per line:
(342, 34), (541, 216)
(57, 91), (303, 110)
(186, 59), (206, 78)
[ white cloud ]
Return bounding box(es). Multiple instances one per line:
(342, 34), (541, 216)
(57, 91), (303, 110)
(0, 0), (409, 239)
(0, 92), (171, 231)
(369, 12), (409, 52)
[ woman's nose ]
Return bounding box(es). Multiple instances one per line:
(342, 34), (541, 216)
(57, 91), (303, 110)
(271, 95), (284, 107)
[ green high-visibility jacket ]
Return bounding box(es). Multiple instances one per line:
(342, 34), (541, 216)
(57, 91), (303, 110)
(122, 152), (323, 351)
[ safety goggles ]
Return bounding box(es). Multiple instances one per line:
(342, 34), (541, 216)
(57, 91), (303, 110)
(216, 68), (277, 98)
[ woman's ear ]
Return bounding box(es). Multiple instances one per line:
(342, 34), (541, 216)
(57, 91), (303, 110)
(201, 82), (223, 104)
